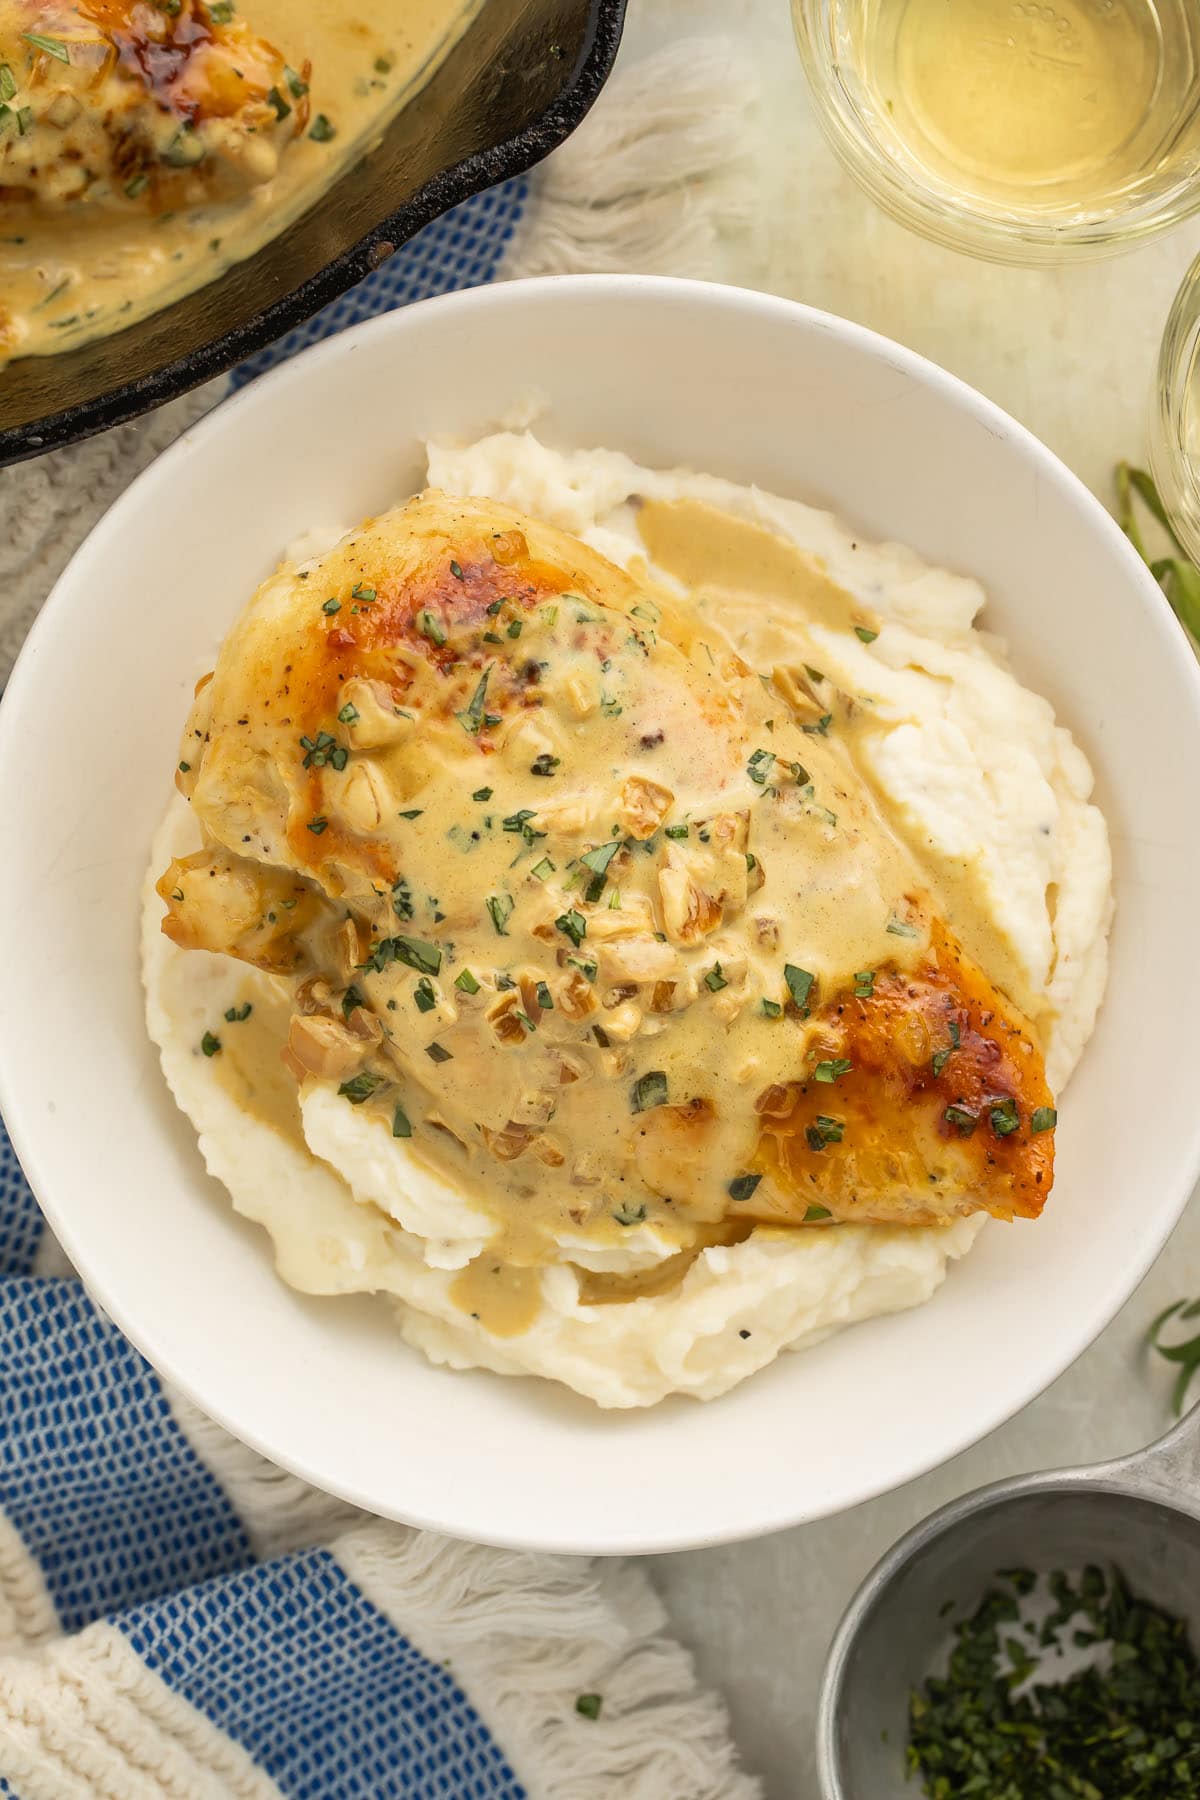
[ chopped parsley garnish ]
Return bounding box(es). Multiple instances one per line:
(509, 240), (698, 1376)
(805, 1116), (843, 1151)
(761, 998), (783, 1018)
(704, 964), (729, 993)
(944, 1104), (978, 1136)
(200, 1031), (221, 1057)
(1030, 1106), (1057, 1134)
(854, 970), (875, 999)
(854, 625), (878, 643)
(472, 786), (493, 802)
(455, 668), (491, 736)
(804, 1203), (832, 1221)
(989, 1097), (1020, 1137)
(789, 761), (811, 787)
(575, 1695), (603, 1721)
(374, 55), (392, 74)
(804, 664), (825, 684)
(413, 978), (437, 1014)
(307, 816), (328, 835)
(341, 985), (364, 1020)
(487, 893), (514, 936)
(530, 753), (560, 776)
(391, 1105), (412, 1139)
(125, 174), (149, 200)
(309, 113), (337, 142)
(567, 956), (597, 981)
(397, 809), (423, 820)
(507, 620), (523, 639)
(223, 1003), (252, 1023)
(22, 31), (70, 61)
(886, 915), (920, 938)
(454, 968), (480, 994)
(530, 857), (555, 882)
(283, 62), (307, 97)
(664, 822), (689, 840)
(728, 1173), (762, 1201)
(801, 713), (833, 736)
(907, 1563), (1200, 1798)
(391, 879), (414, 921)
(266, 85), (291, 120)
(502, 808), (542, 846)
(322, 597), (341, 614)
(814, 1058), (852, 1083)
(361, 935), (441, 976)
(555, 910), (587, 947)
(208, 1), (236, 20)
(535, 981), (553, 1010)
(931, 1046), (952, 1077)
(164, 124), (204, 167)
(747, 748), (776, 785)
(339, 1071), (383, 1104)
(784, 964), (815, 1014)
(613, 1202), (647, 1226)
(178, 760), (191, 773)
(300, 730), (345, 770)
(449, 560), (464, 579)
(337, 702), (360, 726)
(579, 840), (620, 901)
(425, 1043), (452, 1063)
(631, 1070), (668, 1113)
(417, 609), (447, 647)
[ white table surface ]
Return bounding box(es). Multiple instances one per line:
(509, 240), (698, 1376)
(619, 3), (1200, 1794)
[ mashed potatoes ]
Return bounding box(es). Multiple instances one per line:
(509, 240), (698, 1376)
(142, 436), (1112, 1407)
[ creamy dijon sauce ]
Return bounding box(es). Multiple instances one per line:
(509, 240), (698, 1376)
(644, 499), (1047, 1029)
(167, 488), (1010, 1343)
(211, 980), (301, 1143)
(0, 0), (475, 363)
(449, 1255), (541, 1337)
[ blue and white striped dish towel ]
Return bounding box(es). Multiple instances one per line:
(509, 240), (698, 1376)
(0, 37), (764, 1800)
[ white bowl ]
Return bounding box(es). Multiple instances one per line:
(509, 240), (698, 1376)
(2, 277), (1198, 1555)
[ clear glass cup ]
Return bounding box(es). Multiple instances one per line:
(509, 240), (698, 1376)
(1150, 252), (1200, 565)
(792, 0), (1200, 265)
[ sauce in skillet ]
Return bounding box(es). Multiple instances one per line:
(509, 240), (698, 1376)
(0, 0), (475, 364)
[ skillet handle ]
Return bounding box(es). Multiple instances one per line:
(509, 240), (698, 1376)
(1115, 1401), (1200, 1496)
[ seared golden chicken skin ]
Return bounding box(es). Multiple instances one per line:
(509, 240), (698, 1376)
(0, 0), (306, 210)
(159, 490), (1057, 1246)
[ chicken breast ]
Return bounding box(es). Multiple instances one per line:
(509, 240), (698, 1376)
(159, 489), (1057, 1246)
(0, 0), (306, 210)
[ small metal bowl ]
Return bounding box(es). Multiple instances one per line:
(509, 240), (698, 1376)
(817, 1407), (1200, 1798)
(0, 0), (625, 466)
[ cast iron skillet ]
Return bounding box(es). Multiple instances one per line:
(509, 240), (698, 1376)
(0, 0), (625, 466)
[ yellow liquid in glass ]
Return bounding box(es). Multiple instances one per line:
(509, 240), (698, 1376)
(850, 0), (1200, 216)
